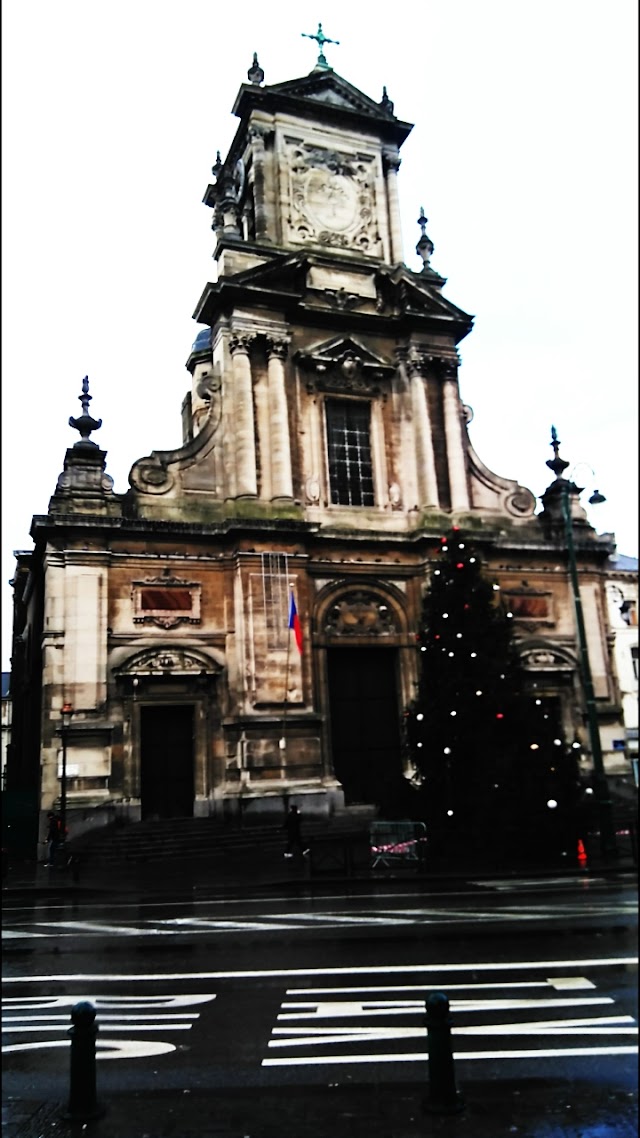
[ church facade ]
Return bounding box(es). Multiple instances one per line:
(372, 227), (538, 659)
(8, 50), (628, 847)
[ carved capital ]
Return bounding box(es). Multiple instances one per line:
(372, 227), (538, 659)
(382, 150), (401, 175)
(266, 336), (290, 361)
(229, 332), (255, 357)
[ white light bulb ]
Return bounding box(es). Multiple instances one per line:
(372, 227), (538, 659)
(530, 743), (539, 750)
(535, 699), (542, 705)
(448, 651), (455, 657)
(493, 584), (500, 590)
(458, 543), (465, 549)
(417, 742), (423, 748)
(585, 787), (594, 795)
(547, 799), (558, 810)
(469, 557), (476, 563)
(553, 738), (562, 746)
(450, 710), (457, 716)
(442, 613), (449, 619)
(447, 809), (454, 817)
(470, 652), (477, 658)
(421, 646), (426, 652)
(434, 570), (440, 576)
(443, 747), (451, 754)
(572, 742), (581, 749)
(416, 713), (424, 721)
(456, 633), (462, 638)
(475, 690), (482, 696)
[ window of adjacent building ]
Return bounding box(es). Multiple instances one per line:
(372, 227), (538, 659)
(326, 399), (374, 507)
(632, 645), (639, 681)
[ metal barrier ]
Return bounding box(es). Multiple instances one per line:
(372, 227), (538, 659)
(370, 820), (427, 869)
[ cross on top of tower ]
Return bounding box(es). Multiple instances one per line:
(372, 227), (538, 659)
(301, 22), (340, 69)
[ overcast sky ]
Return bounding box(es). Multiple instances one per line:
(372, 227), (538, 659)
(2, 0), (638, 671)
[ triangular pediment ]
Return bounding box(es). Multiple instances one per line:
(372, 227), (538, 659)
(268, 70), (393, 120)
(298, 335), (390, 368)
(232, 70), (412, 146)
(377, 267), (475, 332)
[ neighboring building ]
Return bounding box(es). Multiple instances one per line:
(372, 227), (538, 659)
(1, 672), (10, 787)
(7, 48), (628, 852)
(605, 554), (639, 789)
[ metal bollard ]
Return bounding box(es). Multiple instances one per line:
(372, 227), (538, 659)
(423, 991), (465, 1114)
(64, 1001), (106, 1120)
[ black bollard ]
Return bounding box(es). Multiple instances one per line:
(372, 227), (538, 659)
(423, 991), (465, 1115)
(64, 1001), (106, 1121)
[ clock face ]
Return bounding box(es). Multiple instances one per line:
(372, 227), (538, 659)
(303, 168), (359, 233)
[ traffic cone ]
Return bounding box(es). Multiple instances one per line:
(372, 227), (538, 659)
(577, 838), (588, 868)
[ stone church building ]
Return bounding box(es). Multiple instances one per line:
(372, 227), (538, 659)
(8, 48), (627, 848)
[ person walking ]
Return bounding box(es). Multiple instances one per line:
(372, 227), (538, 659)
(283, 804), (309, 858)
(44, 811), (62, 865)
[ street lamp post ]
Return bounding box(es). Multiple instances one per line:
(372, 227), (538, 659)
(59, 703), (74, 857)
(546, 428), (618, 860)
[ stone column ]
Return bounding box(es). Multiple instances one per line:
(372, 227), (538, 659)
(407, 355), (439, 509)
(249, 125), (270, 243)
(442, 372), (470, 511)
(229, 333), (257, 498)
(383, 151), (404, 264)
(266, 337), (294, 501)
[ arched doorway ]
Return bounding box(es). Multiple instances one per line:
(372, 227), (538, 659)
(140, 704), (194, 819)
(317, 584), (411, 807)
(327, 646), (402, 804)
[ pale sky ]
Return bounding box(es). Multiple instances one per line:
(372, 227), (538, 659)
(2, 0), (638, 670)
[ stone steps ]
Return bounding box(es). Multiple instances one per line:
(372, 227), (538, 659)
(69, 813), (373, 865)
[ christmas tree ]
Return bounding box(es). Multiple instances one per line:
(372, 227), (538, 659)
(404, 528), (581, 859)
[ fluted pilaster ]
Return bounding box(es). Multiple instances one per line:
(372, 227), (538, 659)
(266, 337), (294, 501)
(383, 151), (404, 264)
(229, 333), (257, 497)
(443, 377), (470, 511)
(407, 355), (439, 509)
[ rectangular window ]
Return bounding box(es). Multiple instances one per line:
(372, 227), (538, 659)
(326, 400), (374, 507)
(632, 645), (639, 681)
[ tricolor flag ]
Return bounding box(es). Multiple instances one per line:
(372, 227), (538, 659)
(288, 590), (303, 654)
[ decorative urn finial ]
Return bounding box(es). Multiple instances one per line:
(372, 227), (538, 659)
(380, 86), (394, 115)
(247, 52), (264, 85)
(416, 207), (434, 271)
(546, 425), (571, 479)
(69, 376), (102, 447)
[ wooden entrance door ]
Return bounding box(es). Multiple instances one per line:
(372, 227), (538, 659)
(140, 705), (194, 819)
(327, 648), (402, 805)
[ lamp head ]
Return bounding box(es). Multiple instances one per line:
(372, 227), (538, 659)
(61, 703), (74, 728)
(588, 490), (606, 505)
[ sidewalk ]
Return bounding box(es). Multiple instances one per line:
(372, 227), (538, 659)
(3, 1075), (638, 1137)
(2, 833), (637, 901)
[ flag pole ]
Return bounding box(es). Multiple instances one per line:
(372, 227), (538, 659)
(280, 586), (293, 765)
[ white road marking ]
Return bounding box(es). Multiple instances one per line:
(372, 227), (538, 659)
(268, 1016), (637, 1048)
(3, 1039), (177, 1059)
(288, 978), (597, 994)
(3, 957), (637, 983)
(277, 997), (614, 1020)
(263, 1046), (638, 1066)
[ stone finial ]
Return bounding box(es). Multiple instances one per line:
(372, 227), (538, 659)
(380, 86), (394, 115)
(301, 22), (339, 70)
(69, 376), (102, 447)
(248, 52), (264, 85)
(416, 207), (434, 271)
(211, 151), (223, 180)
(546, 425), (571, 479)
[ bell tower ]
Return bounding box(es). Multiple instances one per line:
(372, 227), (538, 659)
(202, 47), (413, 277)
